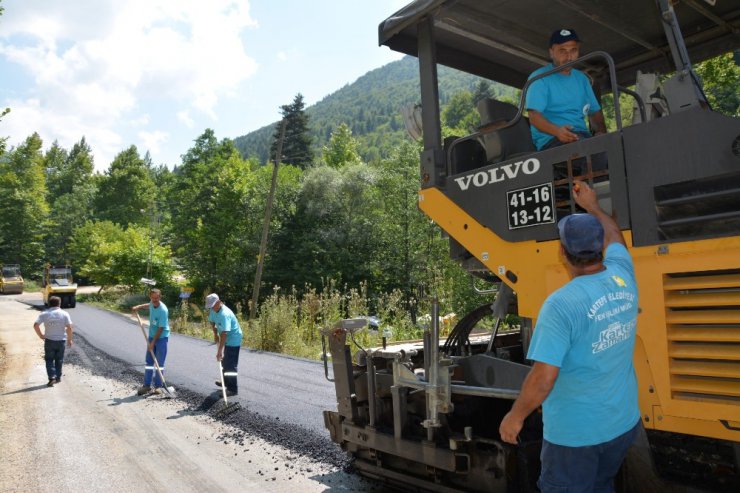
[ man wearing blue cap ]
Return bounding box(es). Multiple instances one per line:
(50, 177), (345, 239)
(500, 181), (640, 492)
(526, 28), (606, 150)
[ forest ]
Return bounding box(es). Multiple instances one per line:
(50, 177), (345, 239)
(1, 43), (739, 358)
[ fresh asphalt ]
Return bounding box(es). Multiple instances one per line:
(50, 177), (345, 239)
(27, 300), (339, 435)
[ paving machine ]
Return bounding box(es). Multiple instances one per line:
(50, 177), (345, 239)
(0, 264), (24, 294)
(43, 264), (77, 308)
(323, 1), (740, 491)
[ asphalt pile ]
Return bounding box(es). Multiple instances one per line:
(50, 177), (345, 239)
(66, 334), (353, 470)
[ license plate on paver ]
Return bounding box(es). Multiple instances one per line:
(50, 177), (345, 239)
(507, 183), (555, 229)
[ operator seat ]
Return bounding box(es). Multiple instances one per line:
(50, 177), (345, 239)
(476, 98), (535, 163)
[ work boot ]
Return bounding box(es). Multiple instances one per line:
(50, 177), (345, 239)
(136, 385), (151, 396)
(47, 379), (55, 387)
(150, 387), (162, 395)
(54, 377), (61, 384)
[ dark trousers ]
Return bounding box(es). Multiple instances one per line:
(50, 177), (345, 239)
(222, 345), (240, 393)
(538, 420), (640, 493)
(44, 339), (66, 380)
(144, 337), (168, 387)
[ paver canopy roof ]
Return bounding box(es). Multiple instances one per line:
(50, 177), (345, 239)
(379, 0), (740, 89)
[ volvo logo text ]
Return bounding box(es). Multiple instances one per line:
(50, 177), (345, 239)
(453, 158), (541, 191)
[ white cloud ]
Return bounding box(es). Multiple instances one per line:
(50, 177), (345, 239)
(177, 110), (195, 128)
(277, 51), (288, 62)
(138, 130), (169, 155)
(0, 0), (258, 169)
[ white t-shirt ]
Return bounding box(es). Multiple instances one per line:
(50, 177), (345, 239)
(35, 307), (72, 341)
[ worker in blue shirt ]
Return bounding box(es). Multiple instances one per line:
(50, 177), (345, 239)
(526, 28), (606, 150)
(206, 293), (243, 396)
(132, 288), (169, 395)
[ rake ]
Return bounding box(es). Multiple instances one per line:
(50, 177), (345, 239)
(215, 360), (241, 417)
(135, 312), (176, 398)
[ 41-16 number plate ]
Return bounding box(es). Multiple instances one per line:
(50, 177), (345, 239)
(506, 183), (555, 229)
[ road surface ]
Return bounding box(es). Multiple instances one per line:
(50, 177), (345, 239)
(0, 292), (381, 492)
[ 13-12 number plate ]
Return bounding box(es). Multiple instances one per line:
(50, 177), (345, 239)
(507, 183), (555, 229)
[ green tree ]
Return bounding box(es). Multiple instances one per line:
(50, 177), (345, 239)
(70, 221), (174, 290)
(95, 145), (156, 227)
(43, 141), (97, 264)
(695, 51), (740, 117)
(0, 133), (49, 275)
(168, 129), (257, 299)
(46, 137), (95, 199)
(321, 123), (362, 168)
(269, 162), (382, 289)
(442, 90), (479, 134)
(472, 80), (493, 104)
(270, 93), (314, 169)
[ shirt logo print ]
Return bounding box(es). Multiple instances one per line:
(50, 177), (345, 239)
(592, 320), (634, 353)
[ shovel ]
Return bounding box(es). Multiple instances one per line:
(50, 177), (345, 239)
(215, 360), (241, 417)
(135, 312), (176, 398)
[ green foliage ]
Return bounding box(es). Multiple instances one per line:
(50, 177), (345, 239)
(168, 129), (259, 300)
(322, 123), (362, 168)
(94, 145), (156, 227)
(0, 133), (49, 276)
(234, 56), (517, 165)
(442, 90), (479, 134)
(70, 221), (175, 289)
(43, 140), (98, 265)
(267, 162), (382, 290)
(270, 94), (314, 169)
(695, 52), (740, 117)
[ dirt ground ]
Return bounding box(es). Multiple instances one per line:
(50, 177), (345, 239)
(0, 296), (372, 492)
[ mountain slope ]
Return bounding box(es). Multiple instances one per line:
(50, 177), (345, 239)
(233, 56), (516, 164)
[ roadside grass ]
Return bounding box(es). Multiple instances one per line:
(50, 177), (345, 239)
(21, 280), (41, 292)
(79, 282), (481, 361)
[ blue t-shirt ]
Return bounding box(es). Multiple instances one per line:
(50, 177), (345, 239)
(527, 243), (639, 447)
(212, 304), (243, 347)
(148, 302), (169, 339)
(526, 64), (601, 150)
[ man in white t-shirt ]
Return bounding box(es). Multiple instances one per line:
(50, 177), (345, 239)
(34, 296), (74, 387)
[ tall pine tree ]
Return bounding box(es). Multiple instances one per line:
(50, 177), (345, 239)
(270, 93), (313, 169)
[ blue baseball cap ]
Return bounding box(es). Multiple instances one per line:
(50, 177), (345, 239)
(550, 28), (580, 47)
(558, 213), (604, 257)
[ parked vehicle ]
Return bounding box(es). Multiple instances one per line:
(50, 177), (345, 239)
(43, 265), (77, 308)
(0, 264), (24, 294)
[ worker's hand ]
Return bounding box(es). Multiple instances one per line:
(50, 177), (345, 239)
(132, 305), (139, 312)
(67, 340), (73, 348)
(216, 350), (223, 362)
(555, 125), (579, 144)
(573, 180), (599, 213)
(38, 333), (45, 341)
(148, 342), (155, 353)
(499, 411), (524, 445)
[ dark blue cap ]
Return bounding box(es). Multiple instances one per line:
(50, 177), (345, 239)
(550, 28), (580, 47)
(558, 213), (603, 257)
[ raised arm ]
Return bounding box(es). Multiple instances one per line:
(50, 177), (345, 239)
(573, 180), (625, 247)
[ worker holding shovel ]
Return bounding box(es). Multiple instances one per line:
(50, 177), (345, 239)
(206, 293), (242, 397)
(132, 288), (170, 396)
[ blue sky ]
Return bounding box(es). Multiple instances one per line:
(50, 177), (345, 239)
(0, 0), (407, 171)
